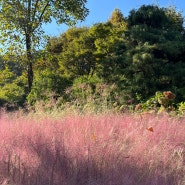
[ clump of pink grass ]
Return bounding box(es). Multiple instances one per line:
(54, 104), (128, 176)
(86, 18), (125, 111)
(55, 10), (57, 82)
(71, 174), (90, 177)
(0, 111), (184, 185)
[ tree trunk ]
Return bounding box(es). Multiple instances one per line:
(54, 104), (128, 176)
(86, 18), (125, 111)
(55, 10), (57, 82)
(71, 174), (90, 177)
(26, 34), (33, 93)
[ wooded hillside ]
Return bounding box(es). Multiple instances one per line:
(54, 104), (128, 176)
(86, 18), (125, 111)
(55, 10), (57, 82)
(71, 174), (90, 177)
(0, 5), (185, 113)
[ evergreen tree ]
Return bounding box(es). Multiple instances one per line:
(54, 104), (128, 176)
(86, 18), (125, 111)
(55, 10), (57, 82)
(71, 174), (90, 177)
(108, 8), (126, 27)
(126, 5), (185, 101)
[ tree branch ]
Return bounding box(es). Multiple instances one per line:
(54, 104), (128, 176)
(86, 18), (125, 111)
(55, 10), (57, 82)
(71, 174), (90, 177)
(38, 0), (50, 23)
(32, 0), (40, 22)
(31, 0), (50, 32)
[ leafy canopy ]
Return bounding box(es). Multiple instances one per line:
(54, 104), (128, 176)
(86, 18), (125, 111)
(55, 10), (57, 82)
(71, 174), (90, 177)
(0, 0), (89, 91)
(0, 0), (89, 50)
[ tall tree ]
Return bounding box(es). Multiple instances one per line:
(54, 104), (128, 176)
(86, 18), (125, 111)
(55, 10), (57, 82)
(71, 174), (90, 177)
(126, 5), (185, 100)
(0, 0), (88, 92)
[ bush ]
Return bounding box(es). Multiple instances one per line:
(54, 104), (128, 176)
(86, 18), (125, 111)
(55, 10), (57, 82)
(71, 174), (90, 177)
(27, 69), (72, 105)
(138, 91), (176, 113)
(178, 102), (185, 115)
(64, 75), (129, 113)
(0, 83), (25, 108)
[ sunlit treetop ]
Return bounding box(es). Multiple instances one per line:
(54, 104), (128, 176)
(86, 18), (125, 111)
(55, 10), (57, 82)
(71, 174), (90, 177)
(108, 8), (127, 29)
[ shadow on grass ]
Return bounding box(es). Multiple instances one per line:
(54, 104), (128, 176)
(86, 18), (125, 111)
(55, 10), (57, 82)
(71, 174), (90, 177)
(0, 142), (179, 185)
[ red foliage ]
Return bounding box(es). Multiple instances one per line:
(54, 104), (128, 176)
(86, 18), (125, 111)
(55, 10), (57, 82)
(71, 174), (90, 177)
(163, 91), (176, 100)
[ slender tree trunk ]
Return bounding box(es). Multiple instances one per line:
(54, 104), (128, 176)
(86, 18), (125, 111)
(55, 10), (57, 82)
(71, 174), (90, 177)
(26, 34), (33, 92)
(26, 0), (33, 93)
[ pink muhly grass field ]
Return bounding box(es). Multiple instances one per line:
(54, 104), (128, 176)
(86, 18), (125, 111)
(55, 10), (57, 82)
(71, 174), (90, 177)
(0, 111), (184, 185)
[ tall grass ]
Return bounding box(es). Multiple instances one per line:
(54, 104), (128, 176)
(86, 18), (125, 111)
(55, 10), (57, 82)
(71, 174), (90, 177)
(0, 110), (184, 185)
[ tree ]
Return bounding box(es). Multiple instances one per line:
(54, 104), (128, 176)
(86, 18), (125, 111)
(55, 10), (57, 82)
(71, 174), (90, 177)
(47, 27), (96, 78)
(0, 0), (88, 92)
(127, 5), (168, 29)
(126, 5), (185, 101)
(89, 22), (127, 83)
(108, 8), (127, 27)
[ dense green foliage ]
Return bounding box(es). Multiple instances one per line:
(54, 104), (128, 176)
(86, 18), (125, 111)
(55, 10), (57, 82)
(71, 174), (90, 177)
(0, 0), (88, 92)
(0, 5), (185, 113)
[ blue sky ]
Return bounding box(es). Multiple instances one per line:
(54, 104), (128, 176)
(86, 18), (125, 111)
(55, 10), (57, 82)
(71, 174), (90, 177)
(43, 0), (185, 36)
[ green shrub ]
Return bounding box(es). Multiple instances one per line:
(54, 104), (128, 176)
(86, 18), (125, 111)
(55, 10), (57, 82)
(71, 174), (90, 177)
(0, 83), (25, 107)
(139, 91), (176, 113)
(27, 69), (72, 105)
(178, 102), (185, 115)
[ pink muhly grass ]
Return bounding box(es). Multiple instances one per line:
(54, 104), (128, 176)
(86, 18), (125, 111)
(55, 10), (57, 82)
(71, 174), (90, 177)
(0, 111), (184, 185)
